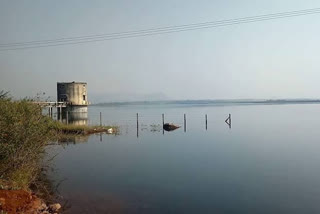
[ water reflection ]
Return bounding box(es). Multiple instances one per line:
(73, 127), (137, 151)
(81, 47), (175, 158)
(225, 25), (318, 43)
(57, 111), (88, 125)
(50, 104), (320, 214)
(58, 135), (89, 144)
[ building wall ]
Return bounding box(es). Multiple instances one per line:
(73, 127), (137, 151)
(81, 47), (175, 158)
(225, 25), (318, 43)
(57, 82), (88, 106)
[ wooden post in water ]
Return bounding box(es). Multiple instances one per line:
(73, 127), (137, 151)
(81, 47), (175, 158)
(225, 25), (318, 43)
(136, 113), (139, 138)
(162, 114), (164, 135)
(100, 112), (102, 126)
(184, 114), (186, 132)
(205, 114), (208, 130)
(225, 114), (231, 129)
(162, 114), (164, 126)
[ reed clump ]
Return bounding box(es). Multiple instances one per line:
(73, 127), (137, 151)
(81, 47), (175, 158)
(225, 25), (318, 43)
(53, 123), (118, 135)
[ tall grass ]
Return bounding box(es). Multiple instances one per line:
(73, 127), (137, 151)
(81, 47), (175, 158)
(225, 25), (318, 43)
(0, 94), (55, 189)
(0, 91), (118, 192)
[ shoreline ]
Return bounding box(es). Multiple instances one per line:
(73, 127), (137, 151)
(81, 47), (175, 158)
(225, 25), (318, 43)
(0, 125), (118, 213)
(0, 97), (118, 213)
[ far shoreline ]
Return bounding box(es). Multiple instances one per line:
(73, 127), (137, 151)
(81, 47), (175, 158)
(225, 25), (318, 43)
(92, 98), (320, 107)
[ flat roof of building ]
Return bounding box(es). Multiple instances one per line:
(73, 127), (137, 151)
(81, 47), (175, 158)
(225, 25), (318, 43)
(57, 81), (87, 84)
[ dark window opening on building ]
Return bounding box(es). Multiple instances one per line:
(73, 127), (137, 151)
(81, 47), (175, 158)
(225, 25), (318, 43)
(60, 94), (67, 102)
(83, 95), (86, 101)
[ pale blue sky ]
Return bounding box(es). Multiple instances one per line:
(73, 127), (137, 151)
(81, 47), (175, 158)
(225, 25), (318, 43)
(1, 0), (320, 102)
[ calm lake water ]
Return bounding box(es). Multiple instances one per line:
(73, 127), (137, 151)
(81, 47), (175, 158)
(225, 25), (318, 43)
(48, 103), (320, 214)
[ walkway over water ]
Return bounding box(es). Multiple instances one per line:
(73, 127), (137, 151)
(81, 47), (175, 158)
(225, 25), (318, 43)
(33, 101), (69, 116)
(33, 101), (68, 108)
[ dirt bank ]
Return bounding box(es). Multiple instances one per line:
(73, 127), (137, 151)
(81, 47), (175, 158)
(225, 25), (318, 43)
(0, 190), (61, 214)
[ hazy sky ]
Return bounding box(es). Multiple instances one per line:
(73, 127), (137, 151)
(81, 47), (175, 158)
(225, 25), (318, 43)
(1, 0), (320, 102)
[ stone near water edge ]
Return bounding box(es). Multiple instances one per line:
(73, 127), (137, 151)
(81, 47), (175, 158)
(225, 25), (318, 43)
(49, 203), (61, 212)
(39, 202), (47, 211)
(163, 123), (180, 132)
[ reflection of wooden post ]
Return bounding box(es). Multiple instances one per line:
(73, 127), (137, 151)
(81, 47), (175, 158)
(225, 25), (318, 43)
(184, 114), (186, 132)
(205, 114), (208, 130)
(100, 112), (102, 126)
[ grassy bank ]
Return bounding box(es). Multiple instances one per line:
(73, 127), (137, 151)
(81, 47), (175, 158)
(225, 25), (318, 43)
(0, 97), (56, 190)
(0, 94), (117, 212)
(53, 123), (118, 135)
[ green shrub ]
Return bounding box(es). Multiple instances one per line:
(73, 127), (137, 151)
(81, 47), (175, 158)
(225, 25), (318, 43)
(0, 98), (54, 189)
(0, 91), (118, 190)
